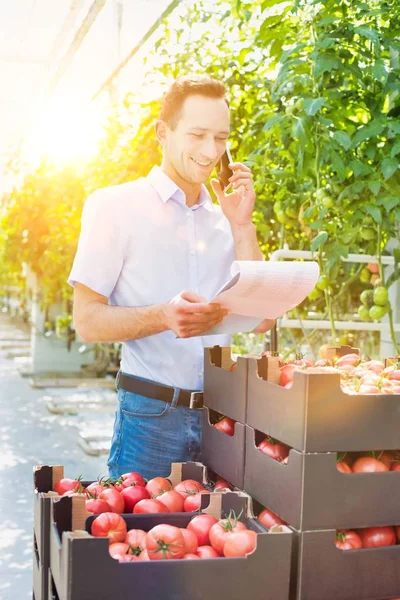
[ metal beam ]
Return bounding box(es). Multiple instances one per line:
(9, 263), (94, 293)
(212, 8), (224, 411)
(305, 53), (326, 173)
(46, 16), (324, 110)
(91, 0), (182, 102)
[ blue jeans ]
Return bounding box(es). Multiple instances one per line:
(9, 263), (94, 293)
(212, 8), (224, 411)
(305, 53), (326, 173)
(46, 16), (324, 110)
(107, 375), (203, 480)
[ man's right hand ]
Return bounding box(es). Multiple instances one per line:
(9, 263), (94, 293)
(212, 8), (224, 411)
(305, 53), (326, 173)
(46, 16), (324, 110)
(163, 291), (228, 338)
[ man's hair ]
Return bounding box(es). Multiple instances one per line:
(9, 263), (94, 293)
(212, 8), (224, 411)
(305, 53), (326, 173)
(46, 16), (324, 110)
(159, 75), (228, 130)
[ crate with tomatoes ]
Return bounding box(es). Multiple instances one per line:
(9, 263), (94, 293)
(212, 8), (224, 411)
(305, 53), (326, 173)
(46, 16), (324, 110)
(47, 485), (292, 600)
(202, 345), (250, 488)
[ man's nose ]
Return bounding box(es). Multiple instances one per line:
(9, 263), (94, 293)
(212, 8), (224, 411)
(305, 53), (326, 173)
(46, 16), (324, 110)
(200, 139), (218, 162)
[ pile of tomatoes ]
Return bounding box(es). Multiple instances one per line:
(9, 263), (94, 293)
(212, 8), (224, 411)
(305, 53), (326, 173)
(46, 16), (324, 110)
(53, 472), (232, 515)
(278, 353), (400, 395)
(91, 511), (257, 561)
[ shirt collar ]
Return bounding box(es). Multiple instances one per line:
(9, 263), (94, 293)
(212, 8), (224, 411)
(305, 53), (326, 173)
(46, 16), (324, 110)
(147, 165), (214, 211)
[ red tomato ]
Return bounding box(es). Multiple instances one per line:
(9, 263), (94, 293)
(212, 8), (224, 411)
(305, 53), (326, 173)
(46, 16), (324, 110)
(213, 416), (235, 436)
(183, 491), (210, 513)
(230, 363), (237, 372)
(358, 527), (397, 548)
(336, 462), (352, 473)
(389, 369), (400, 381)
(395, 526), (400, 542)
(213, 478), (232, 491)
(180, 528), (199, 554)
(91, 513), (127, 543)
(391, 462), (400, 472)
(146, 477), (172, 497)
(335, 530), (362, 550)
(187, 514), (218, 546)
(54, 477), (82, 495)
(183, 553), (200, 559)
(124, 529), (146, 548)
(368, 262), (379, 274)
(133, 499), (170, 514)
(99, 488), (125, 514)
(279, 364), (297, 387)
(121, 485), (150, 511)
(258, 508), (287, 529)
(146, 524), (185, 560)
(335, 354), (361, 367)
(174, 480), (205, 498)
(121, 472), (146, 487)
(85, 497), (111, 515)
(109, 542), (129, 558)
(352, 457), (389, 473)
(86, 482), (106, 496)
(375, 451), (393, 469)
(209, 517), (248, 554)
(196, 545), (221, 558)
(117, 554), (134, 562)
(156, 490), (185, 513)
(223, 530), (257, 557)
(258, 436), (290, 462)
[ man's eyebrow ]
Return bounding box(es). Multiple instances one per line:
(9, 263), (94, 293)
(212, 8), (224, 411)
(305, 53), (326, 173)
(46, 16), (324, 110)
(189, 127), (230, 135)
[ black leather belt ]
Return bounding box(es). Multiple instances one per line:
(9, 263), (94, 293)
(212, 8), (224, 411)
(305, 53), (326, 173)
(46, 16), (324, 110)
(117, 373), (204, 409)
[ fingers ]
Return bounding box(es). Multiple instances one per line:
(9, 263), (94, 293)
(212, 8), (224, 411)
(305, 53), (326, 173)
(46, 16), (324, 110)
(180, 290), (208, 303)
(228, 162), (251, 173)
(210, 178), (224, 200)
(231, 178), (253, 190)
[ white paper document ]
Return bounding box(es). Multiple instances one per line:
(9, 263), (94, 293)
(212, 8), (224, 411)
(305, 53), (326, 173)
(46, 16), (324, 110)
(203, 260), (320, 335)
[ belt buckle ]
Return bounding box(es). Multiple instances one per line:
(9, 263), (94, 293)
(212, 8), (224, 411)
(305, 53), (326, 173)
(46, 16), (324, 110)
(189, 392), (203, 409)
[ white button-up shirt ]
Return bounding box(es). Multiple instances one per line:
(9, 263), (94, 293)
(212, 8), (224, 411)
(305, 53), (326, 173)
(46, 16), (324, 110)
(68, 166), (236, 390)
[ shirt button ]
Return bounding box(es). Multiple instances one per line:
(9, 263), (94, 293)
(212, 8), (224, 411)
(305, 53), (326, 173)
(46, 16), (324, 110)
(199, 371), (203, 376)
(186, 212), (191, 217)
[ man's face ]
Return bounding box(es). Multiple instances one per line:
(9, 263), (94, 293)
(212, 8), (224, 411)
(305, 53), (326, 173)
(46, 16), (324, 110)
(160, 94), (230, 185)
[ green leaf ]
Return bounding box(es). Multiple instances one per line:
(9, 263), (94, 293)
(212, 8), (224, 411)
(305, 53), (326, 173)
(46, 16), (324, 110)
(354, 25), (380, 46)
(304, 97), (326, 116)
(310, 231), (328, 251)
(372, 60), (388, 83)
(368, 181), (381, 196)
(389, 121), (400, 135)
(349, 159), (372, 177)
(292, 117), (307, 146)
(333, 130), (352, 150)
(391, 142), (400, 157)
(381, 157), (398, 180)
(352, 121), (384, 147)
(331, 151), (346, 181)
(363, 204), (382, 224)
(263, 114), (285, 131)
(377, 196), (399, 212)
(314, 55), (340, 78)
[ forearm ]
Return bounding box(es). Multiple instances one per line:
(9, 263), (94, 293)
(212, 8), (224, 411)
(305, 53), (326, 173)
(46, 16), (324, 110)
(74, 301), (169, 343)
(231, 223), (264, 261)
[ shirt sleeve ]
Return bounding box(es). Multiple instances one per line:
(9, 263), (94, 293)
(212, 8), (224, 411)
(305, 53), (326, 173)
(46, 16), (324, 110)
(68, 189), (124, 297)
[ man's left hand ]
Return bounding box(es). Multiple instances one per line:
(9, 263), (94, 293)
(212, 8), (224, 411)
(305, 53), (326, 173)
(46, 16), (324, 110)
(252, 318), (276, 334)
(211, 162), (256, 227)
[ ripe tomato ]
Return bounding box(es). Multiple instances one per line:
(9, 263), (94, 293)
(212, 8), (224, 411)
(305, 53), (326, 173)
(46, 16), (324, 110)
(133, 499), (169, 514)
(258, 508), (287, 529)
(389, 369), (400, 381)
(352, 457), (389, 473)
(121, 485), (150, 511)
(182, 553), (200, 559)
(117, 554), (134, 562)
(223, 530), (257, 557)
(174, 480), (205, 498)
(86, 482), (106, 496)
(156, 490), (185, 513)
(54, 477), (82, 496)
(230, 363), (237, 372)
(213, 478), (232, 491)
(335, 354), (361, 367)
(279, 364), (297, 387)
(121, 472), (146, 487)
(336, 462), (352, 474)
(375, 451), (393, 469)
(85, 497), (111, 515)
(368, 262), (379, 274)
(209, 517), (248, 554)
(183, 491), (210, 513)
(146, 477), (172, 497)
(335, 530), (362, 550)
(91, 513), (127, 543)
(99, 488), (125, 514)
(187, 514), (218, 546)
(196, 545), (221, 558)
(109, 542), (129, 558)
(358, 527), (396, 548)
(180, 528), (199, 554)
(362, 360), (385, 374)
(124, 529), (146, 548)
(213, 416), (235, 436)
(146, 524), (185, 560)
(257, 436), (290, 462)
(395, 526), (400, 542)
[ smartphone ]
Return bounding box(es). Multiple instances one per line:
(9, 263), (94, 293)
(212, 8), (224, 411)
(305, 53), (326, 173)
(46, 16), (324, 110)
(217, 146), (234, 191)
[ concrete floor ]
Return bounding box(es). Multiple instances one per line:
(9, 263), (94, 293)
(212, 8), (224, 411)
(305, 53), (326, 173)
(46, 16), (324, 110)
(0, 315), (107, 600)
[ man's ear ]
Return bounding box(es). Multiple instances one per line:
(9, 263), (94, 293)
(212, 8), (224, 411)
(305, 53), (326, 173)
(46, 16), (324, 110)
(155, 120), (167, 145)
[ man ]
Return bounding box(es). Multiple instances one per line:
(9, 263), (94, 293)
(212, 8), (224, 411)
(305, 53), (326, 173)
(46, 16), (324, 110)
(69, 74), (273, 479)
